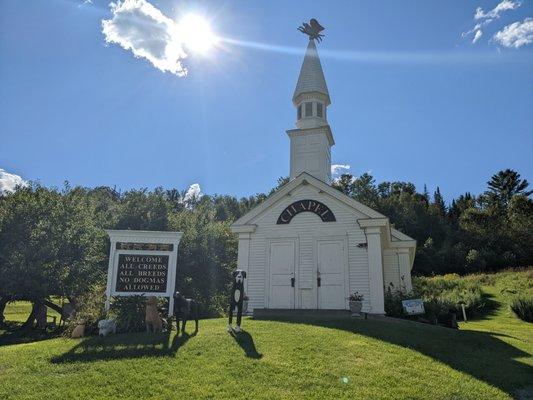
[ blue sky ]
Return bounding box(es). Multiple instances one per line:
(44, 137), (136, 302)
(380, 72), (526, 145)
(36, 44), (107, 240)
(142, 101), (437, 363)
(1, 0), (532, 202)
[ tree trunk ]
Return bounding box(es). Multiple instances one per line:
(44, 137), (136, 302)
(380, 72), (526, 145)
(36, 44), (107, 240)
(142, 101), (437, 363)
(44, 299), (63, 315)
(0, 296), (11, 327)
(19, 301), (40, 331)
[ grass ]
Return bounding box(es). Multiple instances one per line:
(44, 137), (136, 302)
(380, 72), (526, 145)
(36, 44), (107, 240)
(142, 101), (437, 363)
(0, 270), (532, 400)
(3, 300), (61, 323)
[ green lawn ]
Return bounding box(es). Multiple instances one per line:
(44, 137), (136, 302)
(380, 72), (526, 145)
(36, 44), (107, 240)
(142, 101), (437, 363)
(1, 271), (532, 400)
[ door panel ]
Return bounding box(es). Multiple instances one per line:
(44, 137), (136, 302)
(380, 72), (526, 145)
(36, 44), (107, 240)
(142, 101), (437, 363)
(318, 240), (345, 309)
(269, 241), (296, 309)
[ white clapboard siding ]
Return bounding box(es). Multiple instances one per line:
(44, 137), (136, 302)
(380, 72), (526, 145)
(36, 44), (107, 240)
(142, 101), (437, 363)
(383, 250), (401, 292)
(245, 184), (373, 312)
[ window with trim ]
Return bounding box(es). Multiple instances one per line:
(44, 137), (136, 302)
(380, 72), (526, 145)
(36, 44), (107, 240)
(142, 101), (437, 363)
(316, 103), (323, 118)
(297, 105), (302, 120)
(305, 102), (313, 117)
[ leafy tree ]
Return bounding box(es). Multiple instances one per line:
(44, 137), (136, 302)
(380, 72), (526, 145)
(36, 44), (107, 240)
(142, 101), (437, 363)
(169, 201), (236, 316)
(116, 188), (169, 230)
(0, 185), (106, 328)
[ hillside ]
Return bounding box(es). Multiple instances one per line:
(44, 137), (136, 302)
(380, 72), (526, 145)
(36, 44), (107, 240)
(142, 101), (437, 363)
(0, 270), (531, 400)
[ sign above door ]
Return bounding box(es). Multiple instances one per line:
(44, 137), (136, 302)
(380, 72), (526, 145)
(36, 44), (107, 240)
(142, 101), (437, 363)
(277, 199), (336, 224)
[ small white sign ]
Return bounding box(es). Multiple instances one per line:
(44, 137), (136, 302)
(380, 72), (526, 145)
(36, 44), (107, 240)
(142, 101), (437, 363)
(402, 299), (425, 315)
(105, 230), (183, 316)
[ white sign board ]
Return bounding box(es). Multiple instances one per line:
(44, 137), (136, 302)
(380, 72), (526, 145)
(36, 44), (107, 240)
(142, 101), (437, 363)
(402, 299), (425, 315)
(105, 230), (183, 316)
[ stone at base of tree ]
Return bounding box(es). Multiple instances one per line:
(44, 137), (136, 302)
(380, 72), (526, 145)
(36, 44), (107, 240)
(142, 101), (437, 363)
(71, 324), (85, 338)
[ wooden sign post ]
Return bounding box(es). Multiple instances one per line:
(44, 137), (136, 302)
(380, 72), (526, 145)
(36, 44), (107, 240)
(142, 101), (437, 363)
(105, 230), (183, 316)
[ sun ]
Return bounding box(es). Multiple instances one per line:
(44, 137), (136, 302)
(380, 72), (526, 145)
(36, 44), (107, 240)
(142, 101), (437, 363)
(178, 14), (218, 55)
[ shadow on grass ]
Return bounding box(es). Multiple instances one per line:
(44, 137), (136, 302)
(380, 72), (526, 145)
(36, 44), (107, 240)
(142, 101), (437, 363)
(466, 292), (501, 322)
(258, 315), (532, 397)
(50, 329), (196, 364)
(229, 329), (262, 359)
(0, 323), (65, 347)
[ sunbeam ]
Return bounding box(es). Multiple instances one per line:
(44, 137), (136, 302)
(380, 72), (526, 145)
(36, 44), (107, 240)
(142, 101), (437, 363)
(219, 36), (530, 65)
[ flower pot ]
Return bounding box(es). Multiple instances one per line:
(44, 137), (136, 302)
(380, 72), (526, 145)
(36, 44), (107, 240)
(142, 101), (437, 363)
(349, 301), (363, 316)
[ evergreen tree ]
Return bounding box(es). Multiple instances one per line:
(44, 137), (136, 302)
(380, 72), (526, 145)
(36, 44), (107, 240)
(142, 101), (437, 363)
(486, 169), (532, 209)
(433, 187), (446, 216)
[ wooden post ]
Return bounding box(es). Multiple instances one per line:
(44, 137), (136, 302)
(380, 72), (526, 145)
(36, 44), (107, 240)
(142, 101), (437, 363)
(461, 303), (467, 322)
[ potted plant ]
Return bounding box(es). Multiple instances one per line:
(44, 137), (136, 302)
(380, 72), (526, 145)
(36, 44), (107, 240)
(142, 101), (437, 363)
(242, 293), (249, 314)
(348, 292), (364, 316)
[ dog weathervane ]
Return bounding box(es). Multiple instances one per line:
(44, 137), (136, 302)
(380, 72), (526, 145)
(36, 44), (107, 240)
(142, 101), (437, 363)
(297, 18), (325, 42)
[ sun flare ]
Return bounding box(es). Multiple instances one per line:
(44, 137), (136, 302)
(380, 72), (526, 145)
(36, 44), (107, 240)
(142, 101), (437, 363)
(178, 14), (218, 55)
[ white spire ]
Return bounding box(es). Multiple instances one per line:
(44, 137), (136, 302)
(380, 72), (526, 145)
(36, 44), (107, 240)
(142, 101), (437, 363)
(292, 39), (330, 106)
(287, 37), (334, 184)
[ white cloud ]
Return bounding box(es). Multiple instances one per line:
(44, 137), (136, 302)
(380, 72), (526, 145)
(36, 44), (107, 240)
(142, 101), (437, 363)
(493, 18), (533, 48)
(101, 0), (188, 76)
(462, 23), (482, 39)
(331, 164), (351, 178)
(183, 183), (203, 203)
(472, 29), (484, 43)
(475, 0), (521, 21)
(0, 168), (28, 195)
(463, 1), (521, 44)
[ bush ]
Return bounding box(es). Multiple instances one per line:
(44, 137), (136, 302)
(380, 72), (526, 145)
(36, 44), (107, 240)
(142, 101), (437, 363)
(413, 275), (485, 315)
(384, 289), (411, 318)
(64, 284), (106, 337)
(110, 296), (147, 333)
(385, 275), (484, 322)
(510, 296), (533, 322)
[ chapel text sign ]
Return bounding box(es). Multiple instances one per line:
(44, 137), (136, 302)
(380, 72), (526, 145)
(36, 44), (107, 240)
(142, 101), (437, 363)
(115, 254), (169, 293)
(277, 199), (336, 224)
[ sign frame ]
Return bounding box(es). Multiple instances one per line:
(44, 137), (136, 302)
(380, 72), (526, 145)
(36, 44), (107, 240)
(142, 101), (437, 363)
(105, 230), (183, 316)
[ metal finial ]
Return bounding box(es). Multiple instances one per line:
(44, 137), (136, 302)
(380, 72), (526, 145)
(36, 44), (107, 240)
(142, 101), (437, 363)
(297, 18), (325, 42)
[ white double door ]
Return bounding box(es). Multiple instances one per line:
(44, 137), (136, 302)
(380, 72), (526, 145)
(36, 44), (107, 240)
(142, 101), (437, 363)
(269, 238), (346, 309)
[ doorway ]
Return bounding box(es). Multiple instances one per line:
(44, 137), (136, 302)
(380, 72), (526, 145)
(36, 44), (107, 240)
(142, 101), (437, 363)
(317, 238), (346, 309)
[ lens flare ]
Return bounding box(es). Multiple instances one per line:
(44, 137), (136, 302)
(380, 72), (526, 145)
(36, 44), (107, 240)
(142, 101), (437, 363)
(178, 14), (218, 55)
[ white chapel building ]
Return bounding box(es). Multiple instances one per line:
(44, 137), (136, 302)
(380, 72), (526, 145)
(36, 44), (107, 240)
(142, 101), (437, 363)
(231, 37), (416, 315)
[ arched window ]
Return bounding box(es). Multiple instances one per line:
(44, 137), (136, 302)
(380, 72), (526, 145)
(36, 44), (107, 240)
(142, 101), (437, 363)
(297, 104), (302, 120)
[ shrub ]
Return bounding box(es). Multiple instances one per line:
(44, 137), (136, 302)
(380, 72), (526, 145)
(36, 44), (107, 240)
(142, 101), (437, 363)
(384, 289), (410, 318)
(510, 296), (533, 322)
(413, 275), (484, 315)
(110, 296), (147, 333)
(385, 275), (484, 322)
(64, 284), (106, 337)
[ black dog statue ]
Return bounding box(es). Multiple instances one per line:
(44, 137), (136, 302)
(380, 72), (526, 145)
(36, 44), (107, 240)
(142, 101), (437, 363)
(173, 291), (199, 334)
(228, 270), (247, 333)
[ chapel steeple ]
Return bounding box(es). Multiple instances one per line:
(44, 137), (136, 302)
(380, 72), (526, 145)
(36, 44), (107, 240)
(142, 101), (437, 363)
(287, 19), (334, 184)
(292, 39), (330, 129)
